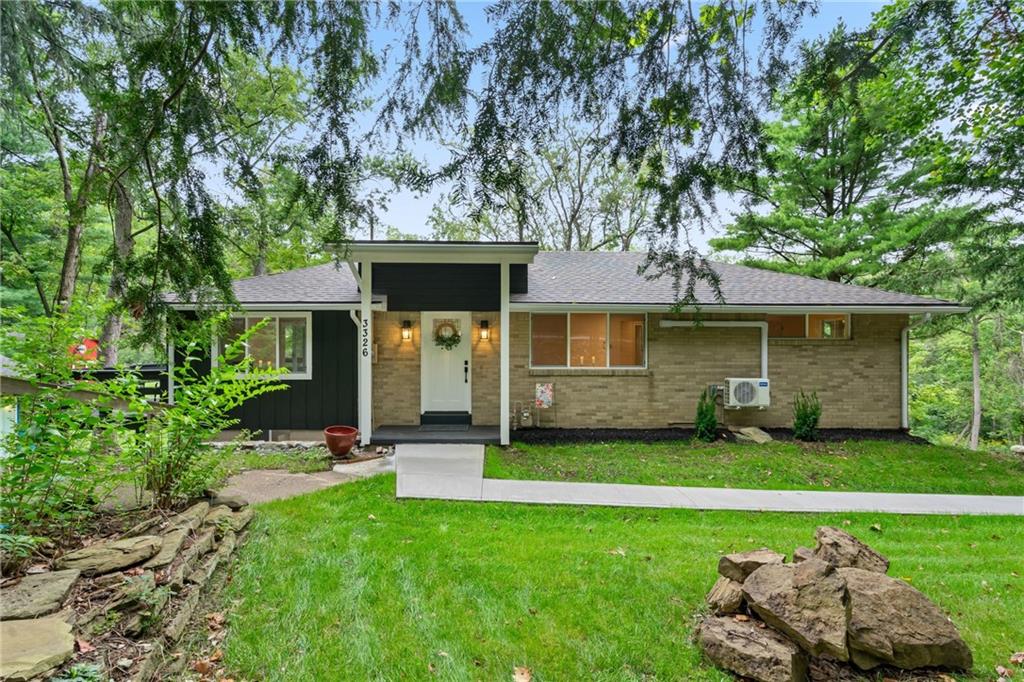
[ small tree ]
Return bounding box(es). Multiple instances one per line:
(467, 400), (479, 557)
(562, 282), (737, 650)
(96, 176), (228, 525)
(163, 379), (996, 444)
(792, 391), (822, 441)
(695, 389), (718, 443)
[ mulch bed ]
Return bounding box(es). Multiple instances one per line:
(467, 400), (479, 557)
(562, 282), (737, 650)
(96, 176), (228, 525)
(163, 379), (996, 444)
(510, 427), (926, 445)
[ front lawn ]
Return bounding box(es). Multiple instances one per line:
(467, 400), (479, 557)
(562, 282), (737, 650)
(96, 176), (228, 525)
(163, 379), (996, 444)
(221, 475), (1022, 680)
(484, 440), (1024, 495)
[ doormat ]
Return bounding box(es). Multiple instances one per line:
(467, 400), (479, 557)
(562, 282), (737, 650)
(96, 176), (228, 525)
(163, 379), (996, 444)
(419, 424), (470, 432)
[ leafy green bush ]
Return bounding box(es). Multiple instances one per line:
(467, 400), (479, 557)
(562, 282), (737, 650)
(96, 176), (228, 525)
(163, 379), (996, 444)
(120, 316), (287, 508)
(793, 391), (822, 440)
(695, 389), (718, 442)
(0, 309), (130, 536)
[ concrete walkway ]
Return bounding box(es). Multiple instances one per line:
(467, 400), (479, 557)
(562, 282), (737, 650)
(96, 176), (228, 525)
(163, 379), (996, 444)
(220, 453), (395, 504)
(394, 444), (1024, 516)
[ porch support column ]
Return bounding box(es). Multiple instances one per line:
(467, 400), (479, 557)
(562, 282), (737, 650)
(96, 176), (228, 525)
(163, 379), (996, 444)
(500, 261), (510, 445)
(359, 261), (373, 445)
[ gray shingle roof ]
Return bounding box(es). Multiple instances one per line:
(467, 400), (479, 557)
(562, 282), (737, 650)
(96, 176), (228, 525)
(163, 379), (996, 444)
(514, 251), (960, 307)
(168, 251), (960, 308)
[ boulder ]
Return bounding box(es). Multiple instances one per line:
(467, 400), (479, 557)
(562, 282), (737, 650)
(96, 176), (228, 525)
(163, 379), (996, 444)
(719, 548), (786, 583)
(697, 615), (808, 682)
(1010, 444), (1024, 455)
(203, 504), (233, 528)
(840, 567), (972, 671)
(0, 569), (79, 620)
(742, 559), (848, 661)
(706, 577), (745, 615)
(791, 547), (814, 564)
(0, 617), (75, 681)
(813, 527), (888, 573)
(737, 426), (773, 444)
(210, 493), (248, 510)
(56, 536), (161, 576)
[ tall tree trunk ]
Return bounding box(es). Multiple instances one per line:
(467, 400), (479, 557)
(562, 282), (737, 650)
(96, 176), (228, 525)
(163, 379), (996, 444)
(969, 315), (982, 451)
(99, 181), (135, 367)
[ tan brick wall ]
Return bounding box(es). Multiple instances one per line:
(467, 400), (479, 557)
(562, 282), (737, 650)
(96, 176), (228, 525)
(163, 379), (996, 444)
(372, 312), (420, 428)
(471, 312), (501, 425)
(372, 312), (502, 427)
(509, 312), (907, 429)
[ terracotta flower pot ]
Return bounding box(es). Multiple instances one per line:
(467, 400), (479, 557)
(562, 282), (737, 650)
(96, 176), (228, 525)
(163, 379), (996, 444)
(323, 425), (359, 457)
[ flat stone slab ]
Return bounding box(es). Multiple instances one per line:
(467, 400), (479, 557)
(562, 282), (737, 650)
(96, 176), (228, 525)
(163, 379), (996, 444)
(143, 528), (189, 569)
(56, 535), (161, 576)
(0, 617), (75, 681)
(0, 569), (80, 620)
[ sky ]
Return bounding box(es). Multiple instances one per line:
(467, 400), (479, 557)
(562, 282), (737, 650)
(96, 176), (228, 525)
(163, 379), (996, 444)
(358, 1), (888, 251)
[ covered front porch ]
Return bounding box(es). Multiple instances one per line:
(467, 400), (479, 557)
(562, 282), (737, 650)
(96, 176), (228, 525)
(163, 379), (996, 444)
(342, 240), (539, 447)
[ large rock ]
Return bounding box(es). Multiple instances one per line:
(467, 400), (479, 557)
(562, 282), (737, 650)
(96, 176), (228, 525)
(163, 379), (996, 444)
(143, 528), (189, 569)
(706, 577), (745, 615)
(718, 548), (785, 582)
(791, 547), (814, 564)
(697, 615), (808, 682)
(813, 527), (889, 573)
(742, 559), (848, 661)
(840, 567), (972, 671)
(0, 617), (75, 681)
(56, 535), (161, 576)
(169, 501), (210, 531)
(0, 569), (79, 620)
(210, 493), (248, 510)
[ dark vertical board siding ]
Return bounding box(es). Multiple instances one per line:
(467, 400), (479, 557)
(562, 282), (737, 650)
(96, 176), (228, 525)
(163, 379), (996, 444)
(373, 263), (528, 310)
(174, 310), (357, 433)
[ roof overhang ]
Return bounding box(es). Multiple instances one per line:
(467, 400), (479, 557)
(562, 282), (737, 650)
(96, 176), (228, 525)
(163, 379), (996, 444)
(169, 300), (385, 312)
(509, 302), (971, 314)
(333, 240), (540, 264)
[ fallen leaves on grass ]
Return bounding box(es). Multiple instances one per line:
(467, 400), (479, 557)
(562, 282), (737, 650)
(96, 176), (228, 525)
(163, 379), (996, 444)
(207, 612), (226, 631)
(1011, 652), (1024, 665)
(75, 637), (95, 653)
(513, 666), (532, 681)
(608, 547), (626, 557)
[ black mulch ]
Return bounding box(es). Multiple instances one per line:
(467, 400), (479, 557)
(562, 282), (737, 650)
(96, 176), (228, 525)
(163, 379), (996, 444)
(510, 427), (927, 445)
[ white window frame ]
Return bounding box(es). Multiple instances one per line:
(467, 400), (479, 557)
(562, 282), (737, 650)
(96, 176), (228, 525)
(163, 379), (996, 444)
(529, 312), (648, 369)
(766, 313), (851, 340)
(211, 311), (313, 380)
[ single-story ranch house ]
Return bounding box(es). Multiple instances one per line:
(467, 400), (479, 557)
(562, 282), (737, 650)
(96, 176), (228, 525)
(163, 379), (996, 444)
(168, 241), (967, 445)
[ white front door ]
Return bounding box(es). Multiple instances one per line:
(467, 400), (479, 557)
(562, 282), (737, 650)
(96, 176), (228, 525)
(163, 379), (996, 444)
(420, 311), (472, 413)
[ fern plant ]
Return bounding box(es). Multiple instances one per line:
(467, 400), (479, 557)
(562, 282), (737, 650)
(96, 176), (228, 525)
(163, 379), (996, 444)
(695, 389), (718, 442)
(793, 391), (822, 441)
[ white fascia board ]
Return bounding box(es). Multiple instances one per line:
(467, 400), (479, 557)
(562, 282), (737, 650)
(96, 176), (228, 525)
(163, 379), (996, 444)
(335, 242), (539, 264)
(169, 301), (385, 311)
(509, 302), (971, 314)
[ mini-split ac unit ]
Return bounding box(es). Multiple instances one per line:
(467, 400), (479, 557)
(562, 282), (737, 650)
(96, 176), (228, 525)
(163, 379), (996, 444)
(724, 378), (770, 409)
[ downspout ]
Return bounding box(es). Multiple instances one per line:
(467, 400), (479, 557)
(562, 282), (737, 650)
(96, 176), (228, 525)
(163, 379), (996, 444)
(901, 313), (932, 431)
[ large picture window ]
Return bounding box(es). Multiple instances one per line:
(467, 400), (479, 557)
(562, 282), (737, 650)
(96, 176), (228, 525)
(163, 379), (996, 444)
(766, 313), (850, 340)
(530, 313), (646, 368)
(213, 313), (312, 380)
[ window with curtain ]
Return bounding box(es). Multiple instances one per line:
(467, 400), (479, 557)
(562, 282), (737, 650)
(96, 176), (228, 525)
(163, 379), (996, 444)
(216, 314), (312, 378)
(530, 314), (567, 366)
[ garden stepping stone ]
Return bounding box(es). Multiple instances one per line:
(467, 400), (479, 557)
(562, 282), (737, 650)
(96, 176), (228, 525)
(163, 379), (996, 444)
(813, 526), (889, 573)
(742, 559), (849, 661)
(0, 569), (79, 620)
(718, 548), (785, 582)
(706, 576), (744, 615)
(0, 616), (75, 681)
(56, 535), (161, 576)
(696, 615), (808, 682)
(840, 567), (972, 671)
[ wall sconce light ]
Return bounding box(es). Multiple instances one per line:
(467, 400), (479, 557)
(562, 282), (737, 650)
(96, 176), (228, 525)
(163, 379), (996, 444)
(479, 319), (490, 340)
(401, 320), (412, 341)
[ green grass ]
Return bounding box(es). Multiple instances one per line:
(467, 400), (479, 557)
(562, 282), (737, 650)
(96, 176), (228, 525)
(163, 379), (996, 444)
(218, 447), (333, 478)
(484, 440), (1024, 496)
(222, 475), (1023, 681)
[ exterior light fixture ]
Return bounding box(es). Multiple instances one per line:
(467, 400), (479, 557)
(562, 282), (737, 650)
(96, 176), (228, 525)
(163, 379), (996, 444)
(480, 319), (490, 340)
(401, 320), (412, 341)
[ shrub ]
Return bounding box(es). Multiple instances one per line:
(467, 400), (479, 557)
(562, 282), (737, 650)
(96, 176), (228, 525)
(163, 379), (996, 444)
(0, 308), (130, 536)
(695, 389), (718, 442)
(121, 316), (287, 508)
(793, 390), (822, 440)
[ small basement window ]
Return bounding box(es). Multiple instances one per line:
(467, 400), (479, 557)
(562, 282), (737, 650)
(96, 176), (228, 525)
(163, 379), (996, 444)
(213, 312), (312, 380)
(766, 313), (850, 340)
(530, 313), (647, 368)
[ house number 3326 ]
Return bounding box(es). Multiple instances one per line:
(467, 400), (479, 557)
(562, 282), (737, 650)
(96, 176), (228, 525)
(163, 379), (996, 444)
(361, 317), (370, 357)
